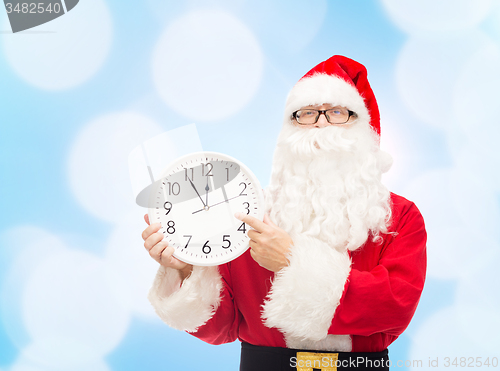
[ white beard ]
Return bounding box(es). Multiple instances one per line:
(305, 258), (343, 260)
(266, 121), (393, 252)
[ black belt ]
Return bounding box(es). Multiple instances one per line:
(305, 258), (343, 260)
(240, 342), (389, 371)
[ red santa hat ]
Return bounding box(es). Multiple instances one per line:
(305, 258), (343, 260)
(284, 55), (381, 136)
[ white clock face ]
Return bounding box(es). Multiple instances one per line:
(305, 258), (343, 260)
(148, 152), (264, 266)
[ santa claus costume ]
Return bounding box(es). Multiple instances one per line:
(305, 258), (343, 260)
(147, 55), (427, 370)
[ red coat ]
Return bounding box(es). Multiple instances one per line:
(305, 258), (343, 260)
(188, 193), (427, 352)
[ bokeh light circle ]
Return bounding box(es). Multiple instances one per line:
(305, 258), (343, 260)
(10, 351), (111, 371)
(241, 0), (327, 52)
(395, 31), (491, 129)
(410, 307), (493, 367)
(448, 141), (500, 192)
(455, 304), (500, 353)
(449, 166), (500, 242)
(2, 0), (113, 90)
(455, 257), (500, 319)
(425, 226), (496, 280)
(22, 250), (131, 362)
(67, 112), (163, 223)
(402, 169), (462, 231)
(104, 210), (159, 318)
(152, 10), (264, 122)
(453, 43), (500, 163)
(381, 0), (493, 35)
(1, 227), (68, 349)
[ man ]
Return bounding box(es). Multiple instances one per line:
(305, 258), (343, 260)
(142, 55), (426, 370)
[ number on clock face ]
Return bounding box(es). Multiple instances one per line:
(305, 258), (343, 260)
(148, 152), (264, 266)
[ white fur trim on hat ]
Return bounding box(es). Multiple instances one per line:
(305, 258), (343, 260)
(261, 234), (351, 349)
(148, 265), (222, 332)
(284, 74), (370, 125)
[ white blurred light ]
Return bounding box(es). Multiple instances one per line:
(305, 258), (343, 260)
(186, 0), (246, 8)
(402, 169), (463, 231)
(455, 257), (500, 317)
(381, 0), (493, 35)
(186, 0), (248, 17)
(378, 116), (409, 191)
(22, 250), (131, 365)
(448, 142), (500, 191)
(409, 307), (492, 368)
(449, 166), (500, 242)
(241, 0), (327, 52)
(2, 0), (113, 90)
(1, 227), (67, 349)
(10, 352), (111, 371)
(395, 31), (492, 129)
(152, 10), (263, 122)
(104, 210), (159, 318)
(425, 226), (497, 280)
(453, 43), (500, 163)
(0, 225), (66, 262)
(8, 357), (40, 371)
(20, 336), (99, 370)
(404, 166), (500, 278)
(455, 304), (500, 353)
(0, 2), (7, 25)
(67, 112), (163, 223)
(402, 167), (498, 279)
(143, 0), (186, 23)
(485, 4), (500, 43)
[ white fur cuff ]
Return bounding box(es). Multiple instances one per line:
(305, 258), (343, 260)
(148, 265), (223, 332)
(262, 235), (351, 343)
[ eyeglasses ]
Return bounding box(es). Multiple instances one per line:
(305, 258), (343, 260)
(292, 107), (356, 125)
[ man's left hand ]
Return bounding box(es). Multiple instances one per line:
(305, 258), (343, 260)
(235, 212), (293, 272)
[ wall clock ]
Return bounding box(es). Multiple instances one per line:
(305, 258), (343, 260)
(148, 152), (264, 266)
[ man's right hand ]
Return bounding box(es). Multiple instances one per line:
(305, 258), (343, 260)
(142, 214), (193, 280)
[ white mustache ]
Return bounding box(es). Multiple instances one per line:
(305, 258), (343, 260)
(280, 124), (363, 157)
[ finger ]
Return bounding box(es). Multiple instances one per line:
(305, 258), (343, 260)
(247, 228), (261, 242)
(159, 245), (188, 270)
(158, 244), (174, 264)
(249, 240), (265, 256)
(144, 214), (150, 225)
(166, 254), (188, 270)
(142, 222), (161, 241)
(263, 213), (277, 228)
(150, 238), (169, 260)
(234, 212), (269, 233)
(247, 229), (262, 240)
(144, 232), (165, 251)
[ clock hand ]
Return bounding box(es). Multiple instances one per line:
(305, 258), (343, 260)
(221, 184), (229, 203)
(205, 176), (210, 207)
(192, 194), (242, 214)
(187, 176), (207, 208)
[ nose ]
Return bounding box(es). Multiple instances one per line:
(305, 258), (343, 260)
(314, 112), (330, 128)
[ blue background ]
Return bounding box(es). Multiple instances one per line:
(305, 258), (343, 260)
(1, 0), (500, 370)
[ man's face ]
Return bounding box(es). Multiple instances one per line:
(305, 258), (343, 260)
(292, 104), (357, 129)
(270, 101), (391, 250)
